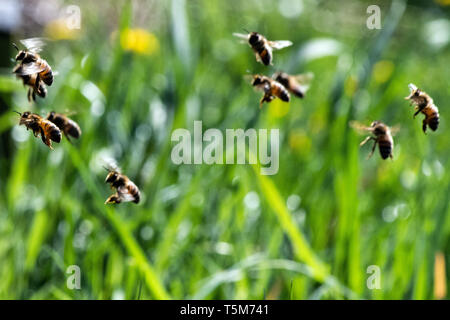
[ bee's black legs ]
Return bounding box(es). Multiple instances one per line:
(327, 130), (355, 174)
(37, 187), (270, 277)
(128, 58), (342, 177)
(359, 136), (377, 159)
(422, 120), (427, 134)
(359, 136), (373, 147)
(413, 109), (421, 118)
(367, 140), (377, 159)
(260, 93), (270, 108)
(40, 127), (46, 144)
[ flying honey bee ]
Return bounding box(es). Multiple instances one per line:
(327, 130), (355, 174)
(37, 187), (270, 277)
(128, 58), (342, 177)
(272, 72), (314, 98)
(405, 83), (440, 133)
(46, 111), (82, 142)
(12, 70), (47, 102)
(246, 74), (290, 108)
(350, 121), (399, 160)
(12, 38), (54, 86)
(233, 31), (292, 66)
(104, 163), (140, 204)
(15, 111), (61, 149)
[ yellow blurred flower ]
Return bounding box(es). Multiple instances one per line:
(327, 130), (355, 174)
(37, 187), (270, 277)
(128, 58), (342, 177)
(120, 28), (159, 55)
(44, 19), (81, 40)
(308, 110), (326, 134)
(289, 129), (311, 157)
(435, 0), (450, 5)
(434, 251), (447, 300)
(344, 75), (358, 97)
(268, 98), (290, 118)
(373, 60), (394, 84)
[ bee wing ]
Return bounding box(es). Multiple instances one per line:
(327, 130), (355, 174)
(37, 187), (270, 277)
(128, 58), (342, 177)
(63, 109), (77, 117)
(293, 72), (314, 84)
(243, 74), (254, 83)
(20, 37), (46, 53)
(233, 33), (249, 45)
(102, 157), (121, 172)
(389, 125), (401, 136)
(14, 62), (46, 75)
(349, 121), (372, 134)
(268, 40), (293, 50)
(292, 72), (314, 93)
(233, 33), (249, 40)
(408, 83), (418, 92)
(405, 83), (418, 100)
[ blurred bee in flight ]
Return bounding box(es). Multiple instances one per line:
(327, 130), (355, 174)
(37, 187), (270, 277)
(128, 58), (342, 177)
(12, 38), (54, 102)
(233, 31), (292, 66)
(405, 83), (439, 134)
(104, 161), (140, 205)
(246, 74), (290, 108)
(350, 121), (399, 160)
(272, 72), (314, 99)
(14, 111), (61, 149)
(46, 111), (82, 142)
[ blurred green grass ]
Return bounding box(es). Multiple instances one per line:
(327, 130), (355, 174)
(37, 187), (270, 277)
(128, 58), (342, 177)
(0, 0), (449, 299)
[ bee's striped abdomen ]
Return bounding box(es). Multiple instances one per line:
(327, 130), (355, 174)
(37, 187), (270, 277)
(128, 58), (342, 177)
(38, 60), (53, 86)
(274, 82), (290, 102)
(67, 119), (82, 138)
(123, 182), (141, 204)
(428, 116), (439, 131)
(258, 47), (272, 66)
(378, 139), (392, 160)
(424, 104), (439, 132)
(43, 120), (62, 142)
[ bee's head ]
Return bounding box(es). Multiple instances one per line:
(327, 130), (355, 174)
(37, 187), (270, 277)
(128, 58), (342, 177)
(105, 171), (119, 183)
(15, 50), (26, 61)
(273, 72), (288, 85)
(22, 111), (31, 119)
(12, 43), (25, 61)
(16, 111), (31, 125)
(248, 32), (260, 45)
(252, 75), (263, 86)
(371, 121), (386, 135)
(47, 111), (56, 121)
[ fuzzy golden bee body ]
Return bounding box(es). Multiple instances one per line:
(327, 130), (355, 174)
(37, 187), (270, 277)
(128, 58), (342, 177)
(248, 74), (290, 108)
(405, 83), (439, 133)
(272, 72), (313, 99)
(233, 32), (292, 66)
(350, 121), (398, 160)
(12, 38), (53, 101)
(104, 170), (140, 204)
(46, 112), (82, 142)
(16, 111), (61, 149)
